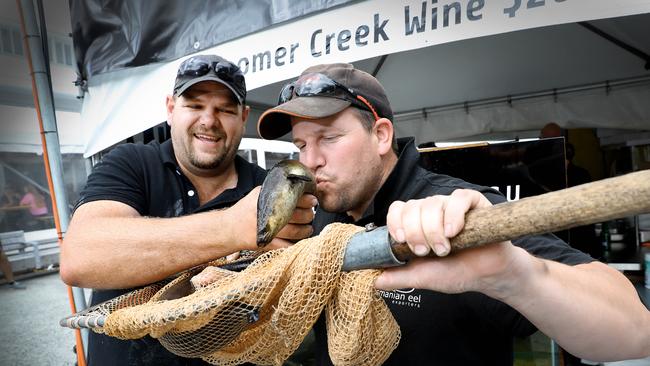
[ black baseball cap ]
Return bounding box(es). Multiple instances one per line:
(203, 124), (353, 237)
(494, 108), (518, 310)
(257, 63), (393, 140)
(173, 54), (246, 104)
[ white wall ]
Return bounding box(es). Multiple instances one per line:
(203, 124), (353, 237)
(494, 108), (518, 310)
(0, 0), (80, 153)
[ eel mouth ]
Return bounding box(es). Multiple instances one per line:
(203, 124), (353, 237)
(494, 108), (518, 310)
(256, 160), (315, 246)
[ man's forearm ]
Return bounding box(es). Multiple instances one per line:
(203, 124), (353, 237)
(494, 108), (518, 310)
(61, 210), (247, 289)
(496, 251), (650, 361)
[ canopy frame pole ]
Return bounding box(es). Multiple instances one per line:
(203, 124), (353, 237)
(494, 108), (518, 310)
(16, 0), (88, 364)
(579, 21), (650, 70)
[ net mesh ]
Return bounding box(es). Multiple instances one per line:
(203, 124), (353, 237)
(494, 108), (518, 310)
(82, 223), (400, 365)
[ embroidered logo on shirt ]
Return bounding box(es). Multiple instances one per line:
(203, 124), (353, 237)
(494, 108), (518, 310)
(378, 288), (422, 308)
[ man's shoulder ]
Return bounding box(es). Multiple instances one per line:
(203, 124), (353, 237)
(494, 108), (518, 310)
(85, 141), (168, 191)
(76, 141), (170, 215)
(107, 141), (163, 159)
(97, 141), (166, 172)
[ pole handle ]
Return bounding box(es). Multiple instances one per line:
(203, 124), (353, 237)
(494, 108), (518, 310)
(391, 170), (650, 261)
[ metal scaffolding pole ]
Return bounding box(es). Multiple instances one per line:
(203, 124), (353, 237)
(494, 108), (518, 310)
(16, 0), (88, 364)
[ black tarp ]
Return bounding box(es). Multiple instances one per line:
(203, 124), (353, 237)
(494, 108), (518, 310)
(69, 0), (356, 80)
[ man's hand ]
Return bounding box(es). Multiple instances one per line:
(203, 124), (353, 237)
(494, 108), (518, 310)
(273, 193), (316, 243)
(374, 190), (650, 361)
(375, 189), (526, 296)
(227, 187), (316, 251)
(61, 187), (315, 289)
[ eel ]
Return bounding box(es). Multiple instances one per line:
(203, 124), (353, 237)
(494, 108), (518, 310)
(256, 159), (315, 246)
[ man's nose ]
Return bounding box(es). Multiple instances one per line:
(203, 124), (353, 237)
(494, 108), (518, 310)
(199, 109), (222, 127)
(299, 147), (324, 172)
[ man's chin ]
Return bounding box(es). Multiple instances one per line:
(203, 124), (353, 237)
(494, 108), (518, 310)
(317, 195), (348, 214)
(190, 155), (226, 170)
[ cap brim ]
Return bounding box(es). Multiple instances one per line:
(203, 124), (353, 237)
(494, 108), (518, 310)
(257, 97), (351, 140)
(174, 75), (243, 104)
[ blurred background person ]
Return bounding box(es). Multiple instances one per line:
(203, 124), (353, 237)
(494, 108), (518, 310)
(19, 185), (49, 230)
(539, 122), (563, 139)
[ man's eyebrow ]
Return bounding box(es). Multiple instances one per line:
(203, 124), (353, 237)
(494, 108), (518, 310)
(181, 93), (238, 109)
(181, 93), (201, 101)
(217, 100), (239, 110)
(315, 126), (341, 135)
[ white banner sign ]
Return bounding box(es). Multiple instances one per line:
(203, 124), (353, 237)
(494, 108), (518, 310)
(81, 0), (650, 156)
(217, 0), (650, 89)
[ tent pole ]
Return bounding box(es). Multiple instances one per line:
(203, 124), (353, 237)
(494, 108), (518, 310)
(579, 22), (650, 71)
(16, 0), (88, 364)
(371, 55), (388, 77)
(395, 74), (650, 119)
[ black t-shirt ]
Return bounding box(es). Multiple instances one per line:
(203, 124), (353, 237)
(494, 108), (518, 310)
(75, 140), (266, 366)
(312, 137), (594, 366)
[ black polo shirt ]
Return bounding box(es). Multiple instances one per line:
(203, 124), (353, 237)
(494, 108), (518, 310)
(76, 139), (266, 216)
(312, 137), (594, 366)
(75, 139), (266, 366)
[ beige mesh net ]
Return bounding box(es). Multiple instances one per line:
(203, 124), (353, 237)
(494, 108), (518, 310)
(78, 223), (401, 365)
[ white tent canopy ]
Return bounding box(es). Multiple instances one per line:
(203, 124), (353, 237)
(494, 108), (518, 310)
(80, 0), (650, 157)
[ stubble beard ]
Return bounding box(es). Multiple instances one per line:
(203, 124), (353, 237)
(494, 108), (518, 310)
(317, 164), (383, 215)
(316, 189), (353, 214)
(187, 141), (229, 170)
(183, 127), (241, 171)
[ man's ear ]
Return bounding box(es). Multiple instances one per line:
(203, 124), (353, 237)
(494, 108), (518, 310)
(241, 105), (250, 124)
(374, 117), (394, 155)
(165, 95), (175, 126)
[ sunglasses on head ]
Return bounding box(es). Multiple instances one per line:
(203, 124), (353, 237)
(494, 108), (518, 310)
(177, 56), (246, 97)
(278, 73), (380, 121)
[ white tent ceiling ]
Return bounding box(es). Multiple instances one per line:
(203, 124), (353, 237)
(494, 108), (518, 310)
(247, 13), (650, 144)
